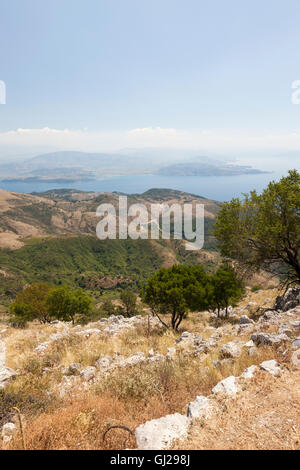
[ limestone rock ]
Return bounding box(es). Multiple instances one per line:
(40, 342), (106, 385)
(80, 366), (96, 382)
(0, 367), (17, 389)
(95, 355), (113, 371)
(61, 362), (81, 376)
(187, 396), (213, 420)
(291, 349), (300, 367)
(239, 315), (254, 325)
(251, 332), (290, 347)
(278, 324), (294, 337)
(292, 338), (300, 350)
(166, 347), (176, 360)
(275, 288), (300, 312)
(260, 360), (281, 376)
(121, 352), (146, 367)
(248, 346), (258, 357)
(240, 365), (258, 379)
(259, 310), (281, 324)
(219, 340), (244, 359)
(135, 413), (190, 450)
(211, 376), (240, 396)
(1, 422), (16, 442)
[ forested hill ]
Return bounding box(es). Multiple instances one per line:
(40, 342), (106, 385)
(0, 188), (221, 301)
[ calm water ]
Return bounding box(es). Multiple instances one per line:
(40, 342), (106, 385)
(0, 171), (290, 201)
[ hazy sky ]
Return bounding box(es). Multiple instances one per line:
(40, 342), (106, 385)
(1, 0), (300, 160)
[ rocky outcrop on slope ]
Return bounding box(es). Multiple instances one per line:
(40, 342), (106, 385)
(0, 337), (17, 390)
(275, 288), (300, 312)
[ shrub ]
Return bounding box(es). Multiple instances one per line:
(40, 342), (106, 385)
(251, 284), (262, 292)
(101, 298), (117, 317)
(119, 290), (137, 317)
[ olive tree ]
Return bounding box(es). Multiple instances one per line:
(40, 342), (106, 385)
(214, 170), (300, 285)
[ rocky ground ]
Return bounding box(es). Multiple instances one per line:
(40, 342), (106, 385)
(0, 287), (299, 450)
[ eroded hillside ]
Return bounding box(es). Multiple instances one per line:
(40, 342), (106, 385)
(0, 188), (221, 301)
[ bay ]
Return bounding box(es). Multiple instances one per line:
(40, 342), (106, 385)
(0, 170), (290, 202)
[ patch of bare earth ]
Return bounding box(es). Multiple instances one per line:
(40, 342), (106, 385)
(0, 232), (24, 250)
(176, 368), (300, 450)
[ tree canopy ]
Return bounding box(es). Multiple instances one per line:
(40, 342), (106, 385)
(10, 282), (54, 324)
(46, 286), (92, 324)
(213, 170), (300, 284)
(211, 264), (245, 317)
(120, 289), (137, 317)
(141, 265), (213, 330)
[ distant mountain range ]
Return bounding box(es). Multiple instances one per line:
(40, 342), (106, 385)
(0, 151), (269, 183)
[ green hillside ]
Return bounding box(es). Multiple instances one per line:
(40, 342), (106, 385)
(0, 236), (163, 301)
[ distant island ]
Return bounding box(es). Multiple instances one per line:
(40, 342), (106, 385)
(155, 162), (270, 177)
(0, 150), (269, 183)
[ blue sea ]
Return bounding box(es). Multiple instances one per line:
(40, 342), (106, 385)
(0, 170), (291, 202)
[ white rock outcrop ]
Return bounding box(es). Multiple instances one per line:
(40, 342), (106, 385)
(251, 332), (290, 347)
(219, 340), (244, 359)
(240, 365), (258, 379)
(239, 315), (254, 325)
(211, 376), (240, 396)
(135, 413), (190, 450)
(80, 366), (96, 382)
(187, 396), (212, 420)
(260, 360), (281, 376)
(0, 367), (17, 389)
(291, 349), (300, 367)
(1, 422), (16, 443)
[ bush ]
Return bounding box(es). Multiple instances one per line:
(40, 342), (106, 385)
(119, 290), (137, 317)
(251, 284), (262, 292)
(101, 298), (117, 317)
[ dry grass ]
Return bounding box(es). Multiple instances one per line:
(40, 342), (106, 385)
(239, 287), (281, 310)
(1, 287), (297, 451)
(1, 345), (279, 450)
(175, 368), (300, 450)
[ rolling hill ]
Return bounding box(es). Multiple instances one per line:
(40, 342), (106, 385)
(0, 188), (221, 301)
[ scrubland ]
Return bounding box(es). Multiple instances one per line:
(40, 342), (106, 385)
(0, 287), (299, 450)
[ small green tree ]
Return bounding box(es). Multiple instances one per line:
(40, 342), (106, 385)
(214, 170), (300, 285)
(120, 289), (137, 317)
(211, 264), (245, 317)
(46, 286), (92, 324)
(141, 265), (213, 330)
(10, 282), (54, 325)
